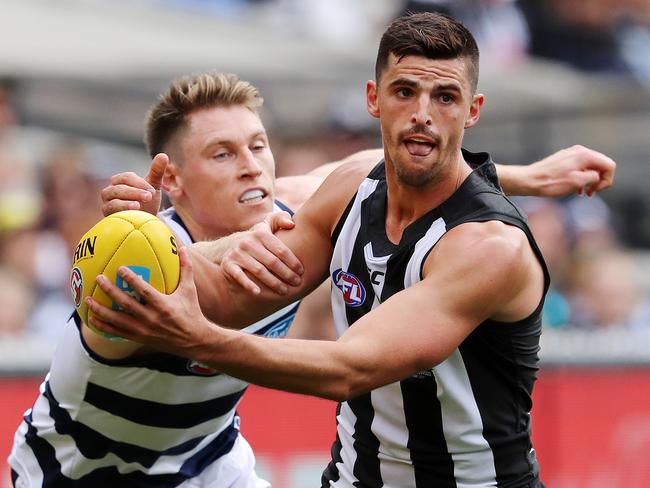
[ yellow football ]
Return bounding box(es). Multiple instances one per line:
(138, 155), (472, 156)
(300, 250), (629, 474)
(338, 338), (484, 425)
(70, 210), (180, 338)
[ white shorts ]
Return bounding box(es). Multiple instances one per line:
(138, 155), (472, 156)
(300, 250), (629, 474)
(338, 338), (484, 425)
(178, 434), (271, 488)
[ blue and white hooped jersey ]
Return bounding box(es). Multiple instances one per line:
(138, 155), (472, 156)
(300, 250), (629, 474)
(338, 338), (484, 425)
(9, 203), (299, 487)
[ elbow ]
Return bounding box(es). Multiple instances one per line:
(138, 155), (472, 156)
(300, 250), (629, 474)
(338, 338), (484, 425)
(324, 367), (376, 402)
(324, 385), (363, 403)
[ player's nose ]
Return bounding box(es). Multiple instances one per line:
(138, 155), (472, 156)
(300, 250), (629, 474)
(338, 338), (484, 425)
(239, 148), (263, 177)
(411, 95), (433, 126)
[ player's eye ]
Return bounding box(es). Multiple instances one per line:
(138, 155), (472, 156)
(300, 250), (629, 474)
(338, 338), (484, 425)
(396, 88), (413, 98)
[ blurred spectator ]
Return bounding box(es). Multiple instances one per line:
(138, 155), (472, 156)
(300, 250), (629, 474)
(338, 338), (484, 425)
(0, 141), (103, 341)
(270, 0), (375, 45)
(516, 197), (573, 328)
(33, 143), (103, 339)
(563, 193), (617, 254)
(566, 247), (650, 330)
(519, 191), (650, 331)
(519, 0), (650, 84)
(273, 129), (374, 177)
(398, 0), (529, 69)
(399, 0), (650, 87)
(0, 81), (17, 135)
(0, 267), (34, 336)
(0, 143), (41, 235)
(39, 142), (103, 247)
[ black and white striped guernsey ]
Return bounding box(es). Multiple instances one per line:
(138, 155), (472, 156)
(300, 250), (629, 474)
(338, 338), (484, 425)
(322, 151), (550, 488)
(9, 202), (299, 487)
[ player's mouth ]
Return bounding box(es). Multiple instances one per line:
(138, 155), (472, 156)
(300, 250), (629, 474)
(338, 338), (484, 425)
(239, 188), (268, 205)
(403, 136), (437, 157)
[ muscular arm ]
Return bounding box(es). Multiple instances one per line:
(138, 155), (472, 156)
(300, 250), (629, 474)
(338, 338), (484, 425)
(495, 145), (616, 197)
(186, 221), (543, 400)
(88, 215), (543, 400)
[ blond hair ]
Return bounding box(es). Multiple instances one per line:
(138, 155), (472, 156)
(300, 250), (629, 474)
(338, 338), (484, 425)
(144, 71), (263, 158)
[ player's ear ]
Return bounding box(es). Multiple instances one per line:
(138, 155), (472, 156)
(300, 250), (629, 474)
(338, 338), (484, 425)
(366, 80), (380, 119)
(163, 161), (182, 198)
(464, 93), (484, 129)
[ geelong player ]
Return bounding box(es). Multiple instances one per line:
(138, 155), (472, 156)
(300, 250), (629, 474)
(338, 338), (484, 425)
(10, 65), (614, 487)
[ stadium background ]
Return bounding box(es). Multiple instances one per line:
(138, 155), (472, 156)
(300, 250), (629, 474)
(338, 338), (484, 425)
(1, 1), (650, 486)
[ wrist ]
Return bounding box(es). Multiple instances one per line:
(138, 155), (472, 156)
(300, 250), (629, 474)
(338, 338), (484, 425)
(186, 318), (229, 367)
(192, 240), (225, 263)
(517, 164), (540, 196)
(498, 164), (536, 196)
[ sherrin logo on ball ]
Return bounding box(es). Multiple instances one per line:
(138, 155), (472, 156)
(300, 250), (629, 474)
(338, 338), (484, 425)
(70, 210), (180, 339)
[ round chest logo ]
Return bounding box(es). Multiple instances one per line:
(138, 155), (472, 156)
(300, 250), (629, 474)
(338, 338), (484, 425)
(70, 267), (83, 307)
(332, 268), (366, 307)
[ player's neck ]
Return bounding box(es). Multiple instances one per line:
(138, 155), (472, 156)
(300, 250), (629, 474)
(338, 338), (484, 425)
(384, 156), (471, 244)
(172, 206), (228, 243)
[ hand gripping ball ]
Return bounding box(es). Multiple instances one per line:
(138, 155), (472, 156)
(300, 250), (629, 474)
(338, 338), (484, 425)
(70, 210), (180, 338)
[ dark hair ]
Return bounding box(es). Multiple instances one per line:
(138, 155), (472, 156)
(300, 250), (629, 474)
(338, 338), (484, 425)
(375, 12), (480, 92)
(144, 71), (263, 159)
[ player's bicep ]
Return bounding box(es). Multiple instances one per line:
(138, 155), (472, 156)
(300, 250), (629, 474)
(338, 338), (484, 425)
(335, 224), (536, 394)
(336, 276), (480, 394)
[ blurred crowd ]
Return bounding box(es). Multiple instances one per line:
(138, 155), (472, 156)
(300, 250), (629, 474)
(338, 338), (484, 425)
(516, 195), (650, 332)
(394, 0), (650, 91)
(0, 0), (649, 361)
(153, 0), (650, 85)
(0, 85), (105, 345)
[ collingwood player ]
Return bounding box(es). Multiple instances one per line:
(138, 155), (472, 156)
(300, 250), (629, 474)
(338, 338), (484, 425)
(86, 13), (617, 488)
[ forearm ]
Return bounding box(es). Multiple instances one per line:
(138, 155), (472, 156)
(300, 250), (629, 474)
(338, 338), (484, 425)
(494, 164), (536, 196)
(191, 232), (246, 264)
(189, 248), (298, 329)
(495, 145), (616, 197)
(193, 325), (361, 401)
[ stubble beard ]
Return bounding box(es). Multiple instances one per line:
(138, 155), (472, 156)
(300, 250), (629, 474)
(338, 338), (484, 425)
(394, 154), (445, 188)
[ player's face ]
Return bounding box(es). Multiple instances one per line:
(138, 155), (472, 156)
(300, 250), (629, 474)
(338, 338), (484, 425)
(170, 106), (276, 238)
(367, 54), (483, 187)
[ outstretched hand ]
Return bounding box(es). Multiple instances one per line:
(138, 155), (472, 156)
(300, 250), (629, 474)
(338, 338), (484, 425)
(86, 247), (213, 355)
(101, 153), (169, 216)
(220, 211), (304, 296)
(530, 145), (616, 197)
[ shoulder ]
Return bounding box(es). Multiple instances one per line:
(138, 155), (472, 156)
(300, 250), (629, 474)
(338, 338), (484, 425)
(312, 159), (379, 209)
(274, 175), (322, 212)
(423, 220), (544, 322)
(423, 221), (533, 303)
(275, 150), (383, 212)
(291, 159), (379, 236)
(432, 221), (530, 274)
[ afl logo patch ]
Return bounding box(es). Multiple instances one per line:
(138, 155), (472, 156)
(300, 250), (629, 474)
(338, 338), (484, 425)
(70, 267), (83, 307)
(332, 268), (366, 307)
(187, 360), (219, 376)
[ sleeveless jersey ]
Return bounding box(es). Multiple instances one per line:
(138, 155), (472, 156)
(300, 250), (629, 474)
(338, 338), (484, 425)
(9, 202), (299, 487)
(322, 151), (550, 488)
